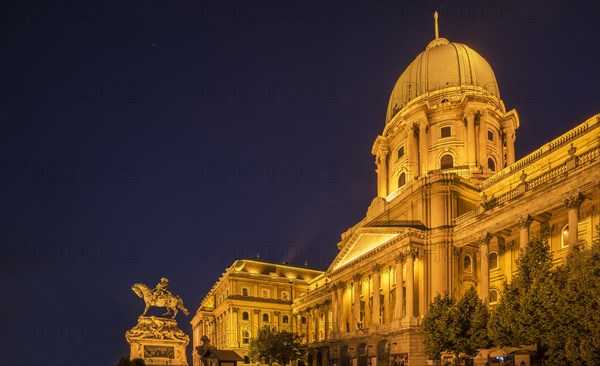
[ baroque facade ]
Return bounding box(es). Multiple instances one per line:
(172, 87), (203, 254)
(193, 18), (600, 366)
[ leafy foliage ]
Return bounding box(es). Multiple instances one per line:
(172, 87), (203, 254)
(488, 237), (556, 349)
(422, 287), (490, 362)
(248, 326), (307, 366)
(489, 230), (600, 364)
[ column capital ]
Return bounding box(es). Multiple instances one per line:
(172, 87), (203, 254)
(405, 247), (419, 260)
(253, 309), (260, 314)
(453, 246), (462, 257)
(394, 252), (405, 263)
(351, 273), (362, 282)
(371, 263), (382, 273)
(564, 192), (585, 209)
(517, 215), (534, 229)
(478, 232), (492, 245)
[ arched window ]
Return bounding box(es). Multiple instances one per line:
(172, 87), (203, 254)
(398, 172), (406, 188)
(262, 313), (269, 322)
(242, 329), (250, 344)
(489, 252), (498, 270)
(282, 315), (289, 324)
(488, 157), (496, 171)
(561, 224), (569, 248)
(441, 98), (449, 104)
(463, 255), (472, 273)
(487, 129), (495, 141)
(242, 311), (249, 321)
(489, 289), (499, 304)
(301, 316), (307, 325)
(440, 154), (454, 169)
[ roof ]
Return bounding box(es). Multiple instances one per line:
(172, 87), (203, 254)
(201, 348), (243, 361)
(386, 38), (500, 123)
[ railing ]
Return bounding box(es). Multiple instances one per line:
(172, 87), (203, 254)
(481, 116), (597, 190)
(453, 145), (599, 227)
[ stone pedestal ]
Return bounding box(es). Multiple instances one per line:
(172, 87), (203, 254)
(126, 316), (189, 366)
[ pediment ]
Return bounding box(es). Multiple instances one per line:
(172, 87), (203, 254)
(330, 227), (405, 271)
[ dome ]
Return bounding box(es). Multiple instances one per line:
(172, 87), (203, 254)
(386, 38), (500, 123)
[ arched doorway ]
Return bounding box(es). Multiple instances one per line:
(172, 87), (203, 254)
(377, 340), (390, 366)
(358, 343), (368, 366)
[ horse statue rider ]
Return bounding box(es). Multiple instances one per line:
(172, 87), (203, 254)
(132, 277), (190, 319)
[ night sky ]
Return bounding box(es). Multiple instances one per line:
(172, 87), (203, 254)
(1, 1), (598, 365)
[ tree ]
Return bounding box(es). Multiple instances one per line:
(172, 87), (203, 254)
(422, 287), (490, 364)
(546, 224), (600, 365)
(488, 237), (556, 354)
(248, 326), (307, 366)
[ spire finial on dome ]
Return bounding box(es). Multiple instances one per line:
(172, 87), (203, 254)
(434, 11), (439, 39)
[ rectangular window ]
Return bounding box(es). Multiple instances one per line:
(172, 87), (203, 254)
(487, 129), (494, 141)
(440, 126), (451, 138)
(397, 146), (405, 159)
(242, 287), (249, 296)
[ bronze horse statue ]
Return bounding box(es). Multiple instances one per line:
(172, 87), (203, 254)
(132, 283), (190, 319)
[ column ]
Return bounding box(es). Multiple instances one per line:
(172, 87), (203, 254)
(406, 250), (415, 319)
(394, 253), (404, 320)
(517, 215), (533, 249)
(418, 122), (428, 174)
(337, 283), (345, 333)
(324, 305), (330, 339)
(480, 234), (491, 304)
(371, 264), (381, 326)
(504, 127), (516, 165)
(418, 250), (426, 316)
(407, 127), (417, 179)
(376, 147), (389, 198)
(479, 113), (488, 167)
(565, 193), (585, 252)
(352, 274), (362, 330)
(466, 111), (476, 167)
(331, 284), (338, 333)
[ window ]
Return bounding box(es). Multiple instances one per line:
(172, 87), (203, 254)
(397, 146), (405, 159)
(561, 224), (569, 248)
(398, 172), (406, 187)
(242, 311), (249, 321)
(282, 315), (289, 324)
(261, 289), (270, 298)
(242, 287), (249, 297)
(440, 126), (451, 138)
(489, 289), (499, 304)
(301, 316), (307, 325)
(441, 98), (449, 104)
(489, 252), (498, 270)
(281, 291), (289, 300)
(440, 154), (454, 169)
(262, 313), (269, 322)
(487, 129), (494, 141)
(244, 356), (250, 364)
(463, 255), (472, 273)
(242, 329), (250, 344)
(488, 157), (496, 172)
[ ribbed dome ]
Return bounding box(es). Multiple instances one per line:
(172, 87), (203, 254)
(386, 38), (500, 123)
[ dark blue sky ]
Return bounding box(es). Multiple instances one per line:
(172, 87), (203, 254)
(1, 1), (598, 365)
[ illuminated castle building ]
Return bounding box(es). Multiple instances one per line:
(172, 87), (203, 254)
(192, 14), (600, 366)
